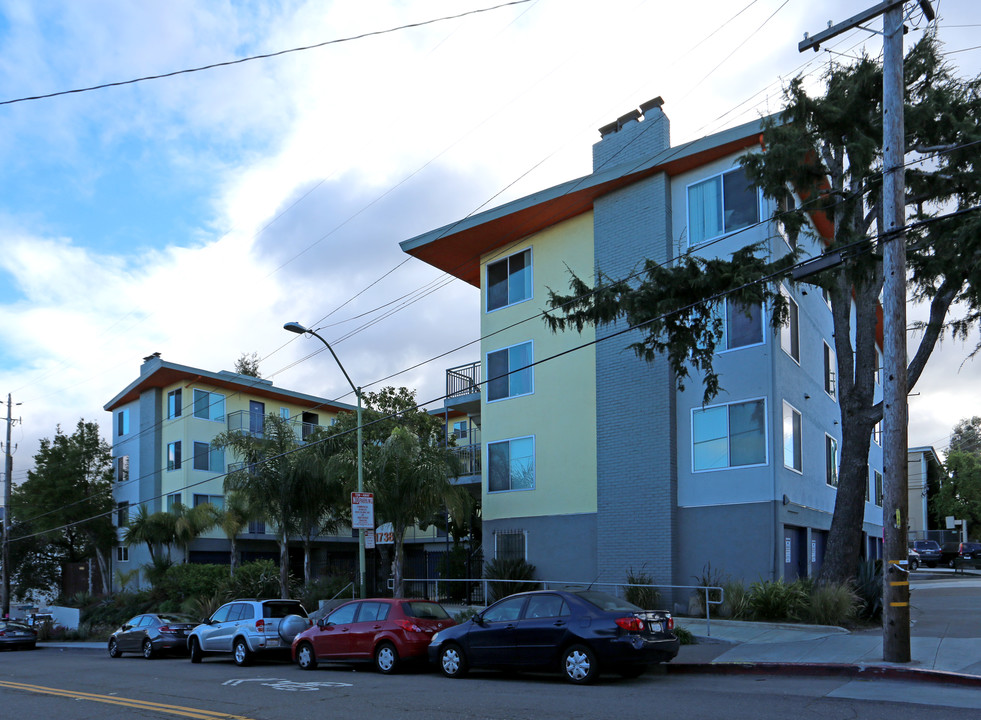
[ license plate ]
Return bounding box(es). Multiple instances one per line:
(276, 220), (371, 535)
(266, 638), (280, 647)
(648, 622), (663, 633)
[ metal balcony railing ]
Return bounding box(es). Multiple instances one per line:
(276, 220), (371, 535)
(452, 443), (481, 477)
(446, 361), (480, 399)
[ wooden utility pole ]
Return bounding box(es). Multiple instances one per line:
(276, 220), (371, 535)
(800, 0), (935, 663)
(2, 394), (14, 620)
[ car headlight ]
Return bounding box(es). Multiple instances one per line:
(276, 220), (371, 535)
(431, 632), (441, 644)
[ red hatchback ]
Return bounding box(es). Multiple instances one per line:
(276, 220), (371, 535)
(292, 598), (455, 674)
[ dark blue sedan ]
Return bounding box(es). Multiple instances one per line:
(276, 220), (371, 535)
(428, 589), (679, 684)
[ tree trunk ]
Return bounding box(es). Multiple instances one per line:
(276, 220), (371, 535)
(303, 539), (313, 587)
(278, 535), (290, 598)
(392, 523), (406, 599)
(229, 537), (238, 578)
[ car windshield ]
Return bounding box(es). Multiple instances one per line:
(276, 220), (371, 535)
(918, 541), (940, 550)
(263, 602), (307, 619)
(403, 601), (450, 620)
(573, 590), (642, 613)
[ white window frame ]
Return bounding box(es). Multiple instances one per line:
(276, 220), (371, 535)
(872, 421), (882, 447)
(874, 348), (883, 386)
(691, 397), (769, 472)
(192, 389), (226, 422)
(487, 435), (536, 493)
(823, 342), (837, 399)
(280, 407), (290, 420)
(168, 389), (182, 419)
(485, 248), (533, 313)
(486, 341), (534, 402)
(116, 546), (129, 563)
(782, 402), (803, 473)
(717, 298), (766, 353)
(874, 469), (883, 507)
(780, 288), (800, 363)
(686, 166), (762, 247)
(192, 441), (224, 472)
(116, 455), (130, 483)
(167, 440), (182, 471)
(825, 434), (839, 488)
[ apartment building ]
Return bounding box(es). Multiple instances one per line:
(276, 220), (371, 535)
(402, 99), (886, 590)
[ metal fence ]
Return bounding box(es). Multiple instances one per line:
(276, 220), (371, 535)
(401, 577), (725, 635)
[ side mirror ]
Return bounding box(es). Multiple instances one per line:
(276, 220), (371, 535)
(201, 618), (212, 625)
(472, 614), (485, 627)
(317, 618), (330, 629)
(121, 624), (132, 631)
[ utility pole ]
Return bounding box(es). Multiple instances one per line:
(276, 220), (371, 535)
(2, 393), (15, 620)
(800, 0), (935, 663)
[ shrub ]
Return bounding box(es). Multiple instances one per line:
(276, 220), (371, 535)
(484, 557), (538, 601)
(673, 625), (694, 645)
(453, 607), (479, 623)
(747, 579), (808, 621)
(690, 563), (726, 615)
(624, 566), (661, 609)
(720, 580), (750, 619)
(222, 559), (286, 599)
(299, 576), (355, 612)
(854, 559), (883, 621)
(156, 563), (230, 605)
(807, 583), (859, 626)
(182, 591), (226, 621)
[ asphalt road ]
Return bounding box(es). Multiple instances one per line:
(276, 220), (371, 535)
(1, 645), (978, 719)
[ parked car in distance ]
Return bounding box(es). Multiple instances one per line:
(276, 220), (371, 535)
(0, 620), (38, 651)
(188, 599), (311, 666)
(293, 598), (455, 674)
(939, 541), (981, 568)
(909, 540), (942, 568)
(108, 613), (199, 659)
(428, 589), (679, 685)
(908, 548), (920, 572)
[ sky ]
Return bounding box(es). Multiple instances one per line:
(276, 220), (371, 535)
(0, 0), (978, 489)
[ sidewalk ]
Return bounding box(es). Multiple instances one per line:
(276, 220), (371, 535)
(670, 571), (981, 687)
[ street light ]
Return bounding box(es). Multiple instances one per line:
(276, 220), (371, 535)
(284, 322), (366, 599)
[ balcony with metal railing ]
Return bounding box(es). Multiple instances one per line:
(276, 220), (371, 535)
(446, 361), (480, 414)
(450, 442), (481, 486)
(226, 410), (327, 441)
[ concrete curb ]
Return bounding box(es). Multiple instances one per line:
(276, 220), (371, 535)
(667, 661), (981, 687)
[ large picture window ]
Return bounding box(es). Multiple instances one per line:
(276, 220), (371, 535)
(193, 441), (224, 472)
(692, 399), (767, 471)
(783, 402), (802, 472)
(487, 342), (533, 402)
(193, 389), (226, 421)
(687, 167), (760, 246)
(488, 436), (535, 492)
(486, 249), (532, 312)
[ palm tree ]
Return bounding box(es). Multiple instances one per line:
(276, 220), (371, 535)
(211, 491), (253, 577)
(173, 502), (217, 563)
(212, 413), (304, 597)
(123, 504), (177, 563)
(367, 426), (469, 598)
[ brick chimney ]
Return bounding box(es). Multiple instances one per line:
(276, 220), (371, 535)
(593, 97), (669, 171)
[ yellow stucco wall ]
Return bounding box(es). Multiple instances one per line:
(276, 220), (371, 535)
(480, 212), (597, 520)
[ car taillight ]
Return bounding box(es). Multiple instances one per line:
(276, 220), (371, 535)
(158, 625), (177, 635)
(615, 617), (644, 632)
(255, 619), (266, 632)
(395, 619), (423, 633)
(666, 616), (674, 631)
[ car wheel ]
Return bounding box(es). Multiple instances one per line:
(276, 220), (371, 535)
(439, 644), (468, 679)
(233, 638), (253, 667)
(375, 642), (399, 674)
(107, 638), (122, 659)
(142, 638), (155, 659)
(296, 642), (317, 671)
(189, 637), (203, 664)
(562, 644), (598, 685)
(909, 558), (919, 572)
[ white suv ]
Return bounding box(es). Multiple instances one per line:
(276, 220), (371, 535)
(188, 599), (311, 666)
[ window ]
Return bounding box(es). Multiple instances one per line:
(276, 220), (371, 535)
(116, 501), (129, 527)
(328, 603), (359, 625)
(280, 407), (290, 420)
(167, 441), (182, 471)
(718, 299), (764, 351)
(874, 348), (883, 385)
(824, 343), (836, 399)
(168, 389), (182, 418)
(776, 192), (798, 249)
(873, 421), (882, 446)
(453, 421), (468, 440)
(248, 520), (266, 534)
(301, 411), (319, 441)
(193, 493), (225, 509)
(494, 530), (527, 561)
(193, 389), (225, 421)
(488, 437), (535, 492)
(692, 399), (767, 471)
(687, 167), (760, 246)
(357, 602), (390, 622)
(782, 402), (802, 472)
(193, 441), (224, 472)
(874, 469), (883, 506)
(780, 291), (800, 362)
(116, 546), (129, 562)
(117, 409), (130, 436)
(116, 455), (129, 483)
(866, 466), (871, 502)
(525, 594), (570, 619)
(487, 341), (533, 402)
(825, 435), (839, 488)
(486, 248), (532, 312)
(167, 493), (181, 511)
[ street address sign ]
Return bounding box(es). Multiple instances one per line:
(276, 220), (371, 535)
(351, 492), (374, 530)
